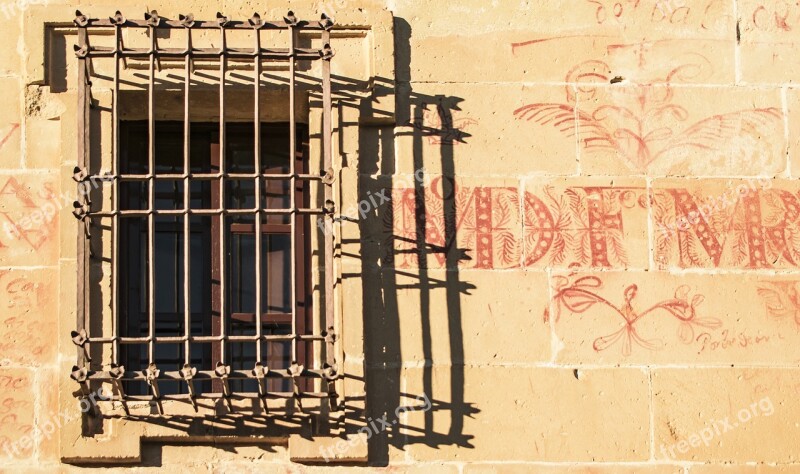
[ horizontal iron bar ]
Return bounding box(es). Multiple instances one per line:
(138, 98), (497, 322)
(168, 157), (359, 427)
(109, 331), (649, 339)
(99, 173), (323, 181)
(107, 392), (330, 402)
(85, 47), (323, 60)
(85, 334), (325, 343)
(108, 173), (324, 181)
(82, 19), (330, 30)
(88, 208), (325, 217)
(87, 368), (329, 381)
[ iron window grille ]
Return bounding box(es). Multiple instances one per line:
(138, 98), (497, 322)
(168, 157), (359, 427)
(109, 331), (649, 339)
(69, 9), (338, 415)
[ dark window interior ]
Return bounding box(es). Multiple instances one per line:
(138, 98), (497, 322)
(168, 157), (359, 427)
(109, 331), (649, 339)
(119, 121), (310, 396)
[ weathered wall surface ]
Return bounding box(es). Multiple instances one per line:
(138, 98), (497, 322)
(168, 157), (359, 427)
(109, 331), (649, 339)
(0, 0), (799, 472)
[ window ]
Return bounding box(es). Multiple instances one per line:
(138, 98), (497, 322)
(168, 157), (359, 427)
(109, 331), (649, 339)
(117, 122), (310, 397)
(70, 10), (338, 414)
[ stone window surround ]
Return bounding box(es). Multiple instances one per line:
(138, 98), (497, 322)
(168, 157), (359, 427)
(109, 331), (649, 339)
(20, 5), (394, 464)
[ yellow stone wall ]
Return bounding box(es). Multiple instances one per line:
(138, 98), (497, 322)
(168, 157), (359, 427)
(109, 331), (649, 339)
(1, 0), (799, 471)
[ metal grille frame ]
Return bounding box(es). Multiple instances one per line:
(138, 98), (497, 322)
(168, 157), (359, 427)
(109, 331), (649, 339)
(69, 9), (339, 416)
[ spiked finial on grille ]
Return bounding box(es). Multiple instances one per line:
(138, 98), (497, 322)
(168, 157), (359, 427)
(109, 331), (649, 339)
(110, 11), (126, 25)
(144, 10), (161, 27)
(179, 13), (195, 28)
(319, 13), (334, 30)
(248, 12), (263, 28)
(320, 43), (335, 60)
(71, 329), (91, 362)
(74, 10), (88, 27)
(73, 44), (89, 59)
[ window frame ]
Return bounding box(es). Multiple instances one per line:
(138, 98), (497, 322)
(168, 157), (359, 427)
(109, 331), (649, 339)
(70, 12), (336, 414)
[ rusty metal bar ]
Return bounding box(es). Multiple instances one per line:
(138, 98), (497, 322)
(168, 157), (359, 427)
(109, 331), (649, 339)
(253, 362), (269, 411)
(88, 368), (331, 382)
(92, 392), (331, 402)
(147, 22), (156, 365)
(146, 363), (162, 413)
(81, 17), (332, 30)
(76, 26), (89, 368)
(288, 13), (298, 369)
(88, 172), (322, 181)
(111, 21), (121, 367)
(321, 16), (335, 371)
(87, 208), (325, 217)
(253, 17), (264, 365)
(83, 47), (323, 60)
(215, 362), (233, 409)
(86, 334), (325, 343)
(183, 25), (192, 366)
(218, 23), (228, 366)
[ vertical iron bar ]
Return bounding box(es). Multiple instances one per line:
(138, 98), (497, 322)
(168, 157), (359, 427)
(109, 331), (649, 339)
(183, 29), (192, 365)
(112, 24), (121, 366)
(288, 24), (298, 366)
(76, 27), (89, 367)
(147, 25), (156, 364)
(218, 26), (227, 365)
(321, 28), (334, 368)
(253, 28), (263, 364)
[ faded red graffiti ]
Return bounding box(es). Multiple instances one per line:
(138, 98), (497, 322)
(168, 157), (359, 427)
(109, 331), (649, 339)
(748, 3), (800, 32)
(756, 281), (800, 329)
(387, 182), (800, 270)
(695, 329), (783, 354)
(0, 270), (54, 364)
(579, 0), (730, 28)
(0, 373), (33, 459)
(386, 181), (649, 270)
(0, 124), (19, 152)
(514, 60), (781, 172)
(653, 186), (800, 269)
(745, 369), (800, 398)
(524, 186), (645, 267)
(0, 177), (58, 252)
(548, 275), (721, 355)
(510, 25), (782, 172)
(387, 178), (520, 269)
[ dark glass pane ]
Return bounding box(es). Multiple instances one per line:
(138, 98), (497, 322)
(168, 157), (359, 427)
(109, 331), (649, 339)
(119, 181), (147, 210)
(264, 234), (291, 314)
(261, 127), (291, 174)
(120, 216), (148, 337)
(226, 179), (255, 209)
(120, 122), (148, 174)
(154, 216), (183, 336)
(154, 179), (183, 210)
(229, 232), (255, 317)
(154, 122), (183, 174)
(190, 216), (212, 323)
(121, 121), (214, 175)
(226, 124), (255, 173)
(189, 127), (213, 173)
(190, 180), (213, 210)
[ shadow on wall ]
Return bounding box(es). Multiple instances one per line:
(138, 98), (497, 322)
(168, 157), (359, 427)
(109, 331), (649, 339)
(341, 17), (481, 465)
